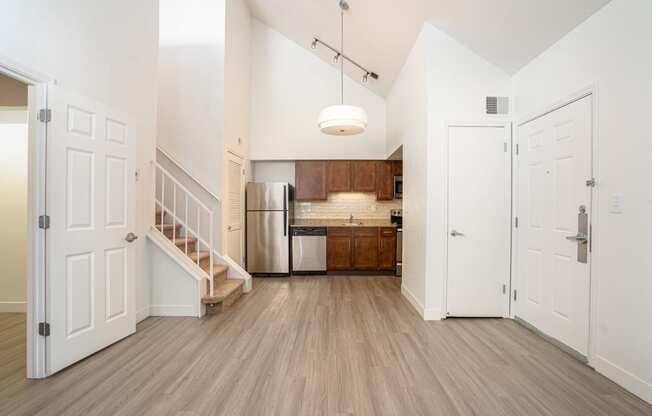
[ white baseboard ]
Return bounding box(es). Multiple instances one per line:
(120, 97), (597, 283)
(136, 306), (150, 323)
(149, 304), (196, 317)
(593, 355), (652, 405)
(0, 302), (27, 313)
(423, 307), (443, 321)
(400, 285), (442, 321)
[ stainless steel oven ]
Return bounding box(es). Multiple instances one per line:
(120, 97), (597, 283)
(393, 175), (403, 199)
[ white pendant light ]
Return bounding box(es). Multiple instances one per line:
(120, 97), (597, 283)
(318, 0), (367, 136)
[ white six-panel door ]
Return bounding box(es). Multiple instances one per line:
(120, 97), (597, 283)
(446, 125), (511, 317)
(46, 85), (136, 374)
(516, 95), (592, 356)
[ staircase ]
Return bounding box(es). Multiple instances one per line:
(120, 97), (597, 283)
(153, 161), (244, 314)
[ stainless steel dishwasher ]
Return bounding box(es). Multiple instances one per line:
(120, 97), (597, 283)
(291, 227), (327, 274)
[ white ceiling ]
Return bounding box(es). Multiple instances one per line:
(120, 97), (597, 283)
(246, 0), (611, 96)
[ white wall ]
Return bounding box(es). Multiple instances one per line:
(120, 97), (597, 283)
(251, 161), (295, 185)
(386, 30), (429, 313)
(158, 0), (226, 197)
(422, 24), (510, 317)
(0, 0), (159, 319)
(387, 23), (510, 318)
(249, 19), (387, 161)
(224, 0), (251, 156)
(511, 0), (652, 403)
(0, 110), (28, 312)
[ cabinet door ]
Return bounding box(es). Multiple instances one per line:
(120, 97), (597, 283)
(378, 227), (396, 270)
(392, 160), (403, 176)
(353, 228), (378, 270)
(376, 161), (394, 200)
(352, 161), (377, 192)
(327, 160), (351, 192)
(295, 161), (327, 201)
(327, 228), (353, 270)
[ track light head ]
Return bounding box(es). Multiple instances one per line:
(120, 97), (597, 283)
(362, 73), (369, 83)
(333, 54), (340, 63)
(311, 39), (318, 49)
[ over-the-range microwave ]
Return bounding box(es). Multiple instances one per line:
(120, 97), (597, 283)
(393, 175), (402, 199)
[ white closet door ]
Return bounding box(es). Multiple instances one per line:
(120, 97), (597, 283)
(46, 85), (136, 374)
(446, 125), (510, 317)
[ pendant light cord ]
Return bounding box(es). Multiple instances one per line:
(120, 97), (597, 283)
(340, 5), (344, 105)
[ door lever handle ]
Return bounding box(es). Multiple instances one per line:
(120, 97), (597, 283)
(565, 232), (587, 242)
(450, 230), (464, 237)
(125, 232), (138, 243)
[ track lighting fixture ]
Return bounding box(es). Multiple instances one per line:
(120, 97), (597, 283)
(311, 39), (317, 49)
(362, 73), (369, 83)
(333, 54), (340, 64)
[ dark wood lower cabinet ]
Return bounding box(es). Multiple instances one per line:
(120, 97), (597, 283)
(327, 228), (353, 270)
(327, 226), (396, 272)
(378, 227), (397, 270)
(352, 228), (378, 270)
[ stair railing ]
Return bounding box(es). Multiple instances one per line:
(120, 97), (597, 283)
(152, 161), (214, 297)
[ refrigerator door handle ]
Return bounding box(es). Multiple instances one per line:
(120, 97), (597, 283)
(283, 185), (287, 236)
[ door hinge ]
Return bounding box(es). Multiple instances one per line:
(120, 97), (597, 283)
(39, 215), (50, 230)
(513, 290), (518, 301)
(515, 143), (519, 155)
(38, 322), (50, 337)
(502, 284), (506, 294)
(38, 108), (51, 123)
(514, 216), (519, 228)
(586, 178), (596, 187)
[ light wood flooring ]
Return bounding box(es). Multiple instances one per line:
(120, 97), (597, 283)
(1, 277), (651, 415)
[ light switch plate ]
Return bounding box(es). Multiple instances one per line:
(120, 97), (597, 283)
(610, 193), (624, 214)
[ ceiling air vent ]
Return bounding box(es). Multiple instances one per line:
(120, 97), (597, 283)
(486, 96), (509, 115)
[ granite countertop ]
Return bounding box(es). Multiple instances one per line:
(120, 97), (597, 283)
(291, 218), (397, 228)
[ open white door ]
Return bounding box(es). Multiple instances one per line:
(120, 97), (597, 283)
(446, 125), (511, 317)
(46, 85), (136, 374)
(516, 94), (592, 356)
(225, 152), (244, 266)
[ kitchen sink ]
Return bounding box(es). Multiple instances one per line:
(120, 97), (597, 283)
(342, 222), (364, 226)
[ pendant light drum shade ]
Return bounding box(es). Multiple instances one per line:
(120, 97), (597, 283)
(318, 104), (368, 135)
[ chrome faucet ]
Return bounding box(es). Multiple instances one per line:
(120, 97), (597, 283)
(349, 214), (354, 224)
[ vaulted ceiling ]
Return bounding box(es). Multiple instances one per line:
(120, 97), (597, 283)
(246, 0), (611, 96)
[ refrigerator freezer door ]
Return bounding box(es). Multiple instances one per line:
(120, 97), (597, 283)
(246, 182), (288, 211)
(246, 211), (289, 273)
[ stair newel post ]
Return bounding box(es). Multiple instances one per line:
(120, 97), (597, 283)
(184, 194), (189, 255)
(172, 185), (177, 242)
(209, 210), (214, 297)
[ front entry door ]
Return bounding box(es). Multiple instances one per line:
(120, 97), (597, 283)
(46, 85), (136, 374)
(516, 94), (592, 356)
(225, 152), (244, 266)
(446, 125), (511, 317)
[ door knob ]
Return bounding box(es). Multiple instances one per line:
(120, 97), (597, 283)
(565, 232), (588, 242)
(125, 232), (138, 243)
(450, 230), (464, 237)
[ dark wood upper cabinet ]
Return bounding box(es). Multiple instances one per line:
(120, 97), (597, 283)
(376, 161), (394, 200)
(327, 228), (353, 270)
(327, 161), (351, 192)
(352, 161), (377, 192)
(352, 228), (378, 270)
(378, 227), (396, 270)
(295, 161), (327, 201)
(392, 160), (403, 177)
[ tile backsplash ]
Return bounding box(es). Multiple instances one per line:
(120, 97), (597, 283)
(294, 193), (401, 219)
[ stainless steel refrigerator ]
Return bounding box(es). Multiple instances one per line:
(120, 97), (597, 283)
(245, 182), (293, 275)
